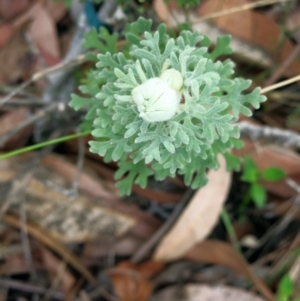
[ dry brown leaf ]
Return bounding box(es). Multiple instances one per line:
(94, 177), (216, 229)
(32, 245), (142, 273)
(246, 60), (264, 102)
(42, 153), (118, 200)
(199, 0), (252, 42)
(132, 184), (181, 204)
(150, 284), (266, 301)
(0, 256), (33, 276)
(0, 108), (31, 150)
(0, 24), (14, 47)
(0, 155), (136, 242)
(153, 0), (173, 26)
(13, 2), (61, 66)
(83, 153), (182, 204)
(109, 261), (163, 301)
(0, 0), (30, 20)
(0, 23), (32, 84)
(198, 0), (300, 77)
(3, 213), (96, 284)
(154, 155), (231, 261)
(82, 234), (144, 258)
(185, 240), (276, 301)
(45, 0), (67, 22)
(41, 154), (161, 241)
(0, 155), (160, 246)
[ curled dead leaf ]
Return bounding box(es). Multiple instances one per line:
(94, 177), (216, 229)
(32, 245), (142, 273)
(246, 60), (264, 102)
(154, 155), (231, 261)
(108, 261), (163, 301)
(185, 240), (276, 301)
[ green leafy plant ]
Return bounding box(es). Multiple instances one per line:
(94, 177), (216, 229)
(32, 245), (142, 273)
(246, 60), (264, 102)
(69, 17), (266, 195)
(241, 156), (286, 208)
(277, 274), (300, 301)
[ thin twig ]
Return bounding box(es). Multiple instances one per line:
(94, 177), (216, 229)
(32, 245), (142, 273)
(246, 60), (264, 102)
(2, 213), (96, 284)
(41, 261), (67, 301)
(0, 98), (44, 107)
(0, 279), (64, 300)
(286, 178), (300, 194)
(20, 199), (37, 280)
(238, 121), (300, 148)
(0, 102), (59, 147)
(261, 74), (300, 94)
(0, 40), (126, 107)
(264, 44), (300, 87)
(221, 208), (241, 253)
(74, 286), (119, 301)
(0, 80), (33, 107)
(70, 136), (85, 200)
(131, 188), (194, 264)
(0, 55), (86, 107)
(247, 187), (300, 259)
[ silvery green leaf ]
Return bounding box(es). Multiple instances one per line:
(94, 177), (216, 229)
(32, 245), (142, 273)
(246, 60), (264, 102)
(69, 20), (266, 196)
(163, 141), (175, 154)
(135, 49), (157, 63)
(141, 59), (156, 78)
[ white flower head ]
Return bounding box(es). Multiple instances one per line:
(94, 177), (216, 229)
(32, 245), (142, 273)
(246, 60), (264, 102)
(132, 77), (180, 123)
(160, 68), (183, 92)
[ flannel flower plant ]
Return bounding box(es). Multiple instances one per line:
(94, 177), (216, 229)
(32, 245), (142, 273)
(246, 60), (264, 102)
(70, 18), (266, 195)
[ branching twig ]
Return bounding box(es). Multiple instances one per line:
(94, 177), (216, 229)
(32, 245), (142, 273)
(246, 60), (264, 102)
(0, 279), (64, 300)
(261, 74), (300, 94)
(0, 55), (86, 107)
(0, 102), (59, 147)
(264, 44), (300, 87)
(41, 261), (67, 301)
(238, 121), (300, 148)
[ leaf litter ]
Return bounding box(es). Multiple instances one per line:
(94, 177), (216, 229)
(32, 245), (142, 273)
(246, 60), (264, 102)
(0, 0), (300, 300)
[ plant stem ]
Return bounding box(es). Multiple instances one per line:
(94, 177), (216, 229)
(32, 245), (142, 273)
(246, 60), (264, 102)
(0, 131), (90, 160)
(221, 207), (241, 253)
(184, 4), (191, 27)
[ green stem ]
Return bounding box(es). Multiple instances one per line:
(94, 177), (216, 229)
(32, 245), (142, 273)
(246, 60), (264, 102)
(221, 208), (241, 253)
(184, 4), (191, 27)
(0, 131), (91, 160)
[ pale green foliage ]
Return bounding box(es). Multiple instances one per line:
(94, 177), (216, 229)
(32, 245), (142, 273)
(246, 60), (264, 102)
(70, 17), (266, 195)
(277, 274), (300, 301)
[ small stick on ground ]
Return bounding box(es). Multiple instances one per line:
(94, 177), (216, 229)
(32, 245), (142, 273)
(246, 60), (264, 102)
(238, 121), (300, 148)
(131, 188), (194, 264)
(0, 279), (64, 300)
(264, 43), (300, 88)
(41, 261), (67, 301)
(20, 198), (37, 280)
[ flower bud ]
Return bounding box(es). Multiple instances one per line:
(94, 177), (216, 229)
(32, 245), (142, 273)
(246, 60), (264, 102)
(132, 77), (180, 123)
(160, 68), (183, 92)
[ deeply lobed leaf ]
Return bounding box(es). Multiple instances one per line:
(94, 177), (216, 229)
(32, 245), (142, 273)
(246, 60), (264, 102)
(69, 17), (266, 195)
